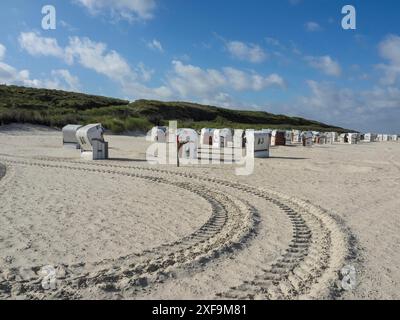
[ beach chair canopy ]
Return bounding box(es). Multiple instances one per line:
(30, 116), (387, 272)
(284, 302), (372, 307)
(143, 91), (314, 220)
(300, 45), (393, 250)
(149, 126), (168, 142)
(302, 131), (313, 139)
(254, 131), (271, 150)
(62, 124), (83, 144)
(213, 128), (233, 147)
(200, 128), (215, 145)
(177, 128), (198, 143)
(76, 123), (105, 151)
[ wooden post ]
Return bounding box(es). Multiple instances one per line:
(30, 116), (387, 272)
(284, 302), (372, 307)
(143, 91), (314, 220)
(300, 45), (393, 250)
(177, 135), (180, 168)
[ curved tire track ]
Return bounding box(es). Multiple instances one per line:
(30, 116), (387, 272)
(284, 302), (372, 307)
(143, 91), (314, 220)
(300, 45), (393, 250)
(0, 155), (354, 299)
(0, 158), (257, 299)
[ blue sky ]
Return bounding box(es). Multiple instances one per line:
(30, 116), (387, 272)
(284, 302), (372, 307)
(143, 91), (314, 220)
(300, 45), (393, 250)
(0, 0), (400, 132)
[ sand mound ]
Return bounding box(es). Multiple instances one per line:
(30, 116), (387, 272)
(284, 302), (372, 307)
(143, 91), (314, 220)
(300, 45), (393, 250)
(0, 123), (59, 135)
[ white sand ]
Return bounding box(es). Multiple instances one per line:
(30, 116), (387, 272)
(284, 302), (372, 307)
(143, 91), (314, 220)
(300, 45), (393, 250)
(0, 123), (399, 300)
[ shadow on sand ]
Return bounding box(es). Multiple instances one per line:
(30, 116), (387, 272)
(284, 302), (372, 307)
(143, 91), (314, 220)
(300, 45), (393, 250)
(269, 156), (308, 160)
(108, 157), (147, 162)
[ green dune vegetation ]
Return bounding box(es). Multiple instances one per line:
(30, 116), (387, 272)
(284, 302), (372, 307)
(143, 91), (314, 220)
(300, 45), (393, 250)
(0, 84), (350, 134)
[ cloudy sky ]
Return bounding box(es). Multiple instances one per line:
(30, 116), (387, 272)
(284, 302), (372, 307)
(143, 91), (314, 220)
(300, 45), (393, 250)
(0, 0), (399, 133)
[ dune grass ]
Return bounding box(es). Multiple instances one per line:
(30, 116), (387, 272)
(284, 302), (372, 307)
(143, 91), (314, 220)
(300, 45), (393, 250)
(0, 84), (350, 133)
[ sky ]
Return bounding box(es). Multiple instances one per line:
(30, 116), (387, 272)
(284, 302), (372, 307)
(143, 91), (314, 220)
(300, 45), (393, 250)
(0, 0), (400, 133)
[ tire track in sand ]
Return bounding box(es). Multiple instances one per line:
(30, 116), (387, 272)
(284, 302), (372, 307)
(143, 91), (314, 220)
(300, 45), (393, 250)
(57, 156), (353, 299)
(0, 155), (355, 299)
(0, 163), (6, 180)
(0, 158), (258, 299)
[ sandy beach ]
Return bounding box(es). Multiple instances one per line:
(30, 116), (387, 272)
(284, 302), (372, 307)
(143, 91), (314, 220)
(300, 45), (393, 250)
(0, 124), (399, 300)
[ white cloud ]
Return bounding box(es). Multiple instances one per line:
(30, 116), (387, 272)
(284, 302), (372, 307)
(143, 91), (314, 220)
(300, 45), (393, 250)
(121, 82), (172, 100)
(168, 60), (226, 98)
(136, 62), (154, 82)
(305, 21), (322, 32)
(18, 32), (64, 58)
(147, 39), (164, 53)
(362, 86), (400, 110)
(59, 20), (78, 32)
(290, 80), (400, 132)
(65, 36), (135, 83)
(290, 41), (302, 55)
(50, 69), (81, 91)
(265, 37), (282, 47)
(74, 0), (156, 22)
(0, 44), (47, 88)
(300, 80), (357, 112)
(19, 32), (140, 85)
(305, 55), (342, 76)
(0, 62), (35, 86)
(226, 40), (267, 63)
(377, 34), (400, 85)
(0, 44), (6, 61)
(223, 67), (285, 91)
(17, 32), (285, 106)
(18, 32), (169, 99)
(0, 57), (79, 91)
(167, 60), (284, 100)
(24, 70), (81, 91)
(379, 35), (400, 65)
